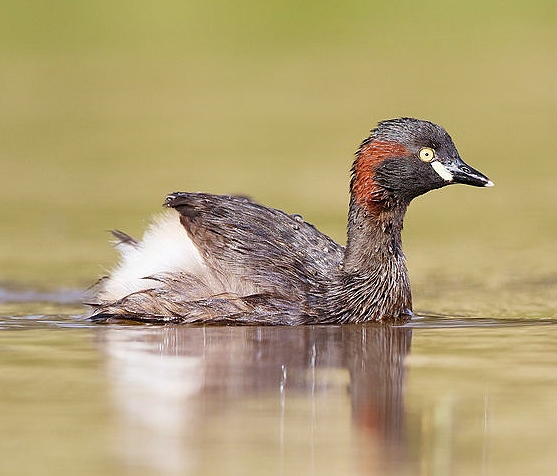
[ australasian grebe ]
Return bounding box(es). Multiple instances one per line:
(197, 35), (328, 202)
(89, 117), (492, 325)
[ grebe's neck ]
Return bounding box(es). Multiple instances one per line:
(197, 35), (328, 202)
(322, 134), (416, 323)
(322, 195), (412, 324)
(343, 196), (407, 273)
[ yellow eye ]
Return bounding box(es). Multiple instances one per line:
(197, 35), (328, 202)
(419, 147), (435, 162)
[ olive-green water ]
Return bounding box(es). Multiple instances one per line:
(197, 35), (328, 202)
(1, 1), (556, 475)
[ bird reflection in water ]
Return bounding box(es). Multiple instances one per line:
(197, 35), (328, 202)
(98, 324), (412, 475)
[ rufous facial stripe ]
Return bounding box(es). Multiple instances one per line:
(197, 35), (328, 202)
(352, 140), (410, 208)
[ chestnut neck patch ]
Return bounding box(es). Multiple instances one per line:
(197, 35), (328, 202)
(351, 140), (410, 212)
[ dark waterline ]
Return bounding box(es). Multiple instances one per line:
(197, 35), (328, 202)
(1, 286), (556, 330)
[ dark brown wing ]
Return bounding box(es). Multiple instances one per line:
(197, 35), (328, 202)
(164, 192), (344, 297)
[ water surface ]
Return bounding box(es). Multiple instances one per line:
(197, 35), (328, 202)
(1, 295), (556, 476)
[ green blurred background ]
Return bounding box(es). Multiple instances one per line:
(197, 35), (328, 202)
(1, 0), (556, 315)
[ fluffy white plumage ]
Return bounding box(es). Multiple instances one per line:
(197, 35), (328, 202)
(99, 209), (207, 301)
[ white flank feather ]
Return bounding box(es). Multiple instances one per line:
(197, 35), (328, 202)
(100, 209), (206, 301)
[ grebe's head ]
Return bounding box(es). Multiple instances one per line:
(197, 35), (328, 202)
(351, 117), (493, 211)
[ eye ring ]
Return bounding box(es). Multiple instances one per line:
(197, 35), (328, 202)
(419, 147), (435, 162)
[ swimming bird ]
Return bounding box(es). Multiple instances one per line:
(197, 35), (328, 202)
(89, 117), (492, 325)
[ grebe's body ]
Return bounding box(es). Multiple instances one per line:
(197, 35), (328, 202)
(90, 118), (492, 324)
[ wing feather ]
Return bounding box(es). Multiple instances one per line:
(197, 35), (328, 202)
(164, 192), (343, 295)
